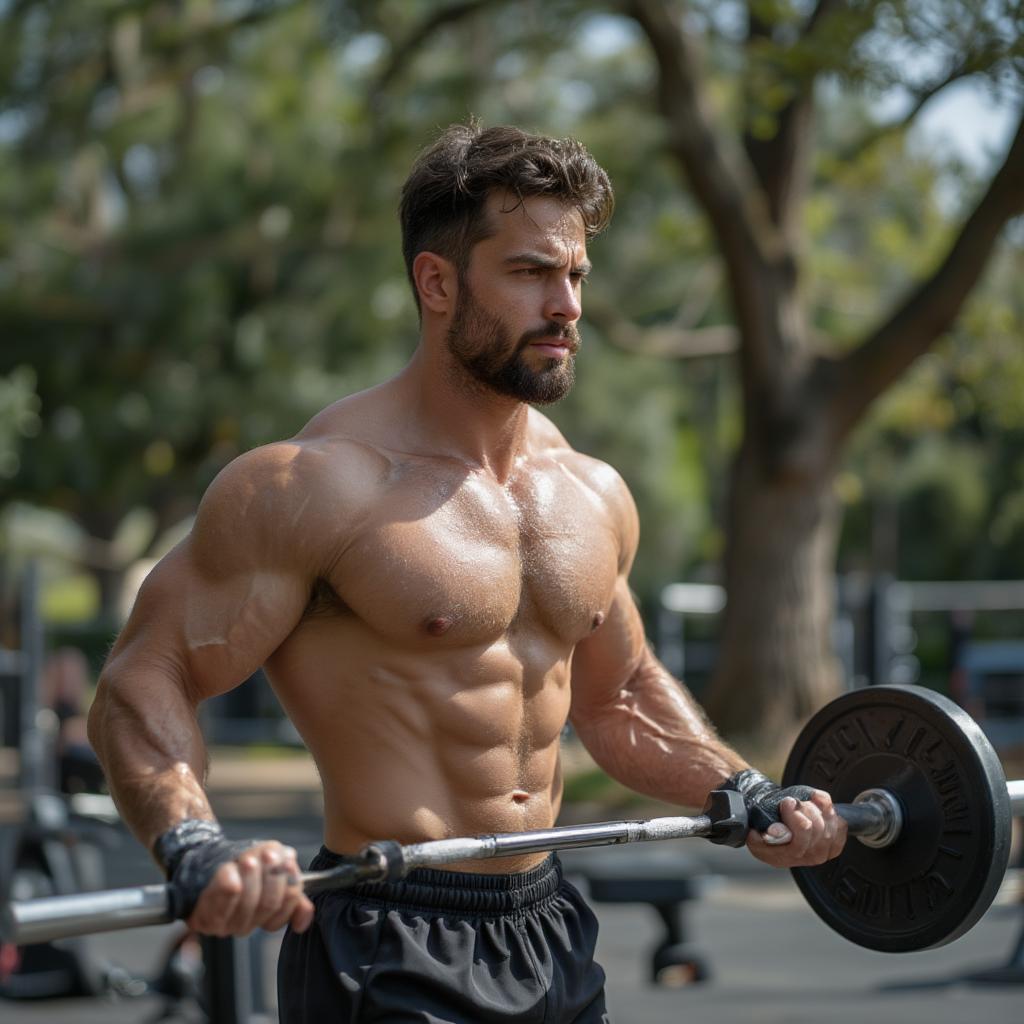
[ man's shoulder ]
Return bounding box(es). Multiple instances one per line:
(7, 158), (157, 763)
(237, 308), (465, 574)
(183, 431), (392, 580)
(195, 421), (395, 555)
(527, 410), (636, 515)
(207, 431), (389, 506)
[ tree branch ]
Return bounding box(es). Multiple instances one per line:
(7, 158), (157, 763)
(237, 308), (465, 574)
(672, 260), (722, 328)
(586, 295), (739, 357)
(584, 260), (736, 356)
(627, 0), (795, 395)
(831, 108), (1024, 440)
(614, 323), (739, 358)
(836, 59), (978, 163)
(629, 0), (777, 270)
(374, 0), (513, 94)
(741, 0), (845, 236)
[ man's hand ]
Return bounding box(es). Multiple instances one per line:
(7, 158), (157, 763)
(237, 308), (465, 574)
(720, 769), (847, 868)
(187, 839), (315, 937)
(155, 820), (315, 937)
(744, 789), (847, 868)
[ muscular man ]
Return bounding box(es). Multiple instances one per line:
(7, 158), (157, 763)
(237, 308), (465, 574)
(88, 123), (846, 1022)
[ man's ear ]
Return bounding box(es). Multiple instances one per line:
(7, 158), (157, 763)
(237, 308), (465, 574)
(412, 251), (457, 315)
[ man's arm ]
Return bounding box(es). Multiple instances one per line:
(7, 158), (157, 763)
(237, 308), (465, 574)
(568, 478), (845, 868)
(88, 442), (330, 934)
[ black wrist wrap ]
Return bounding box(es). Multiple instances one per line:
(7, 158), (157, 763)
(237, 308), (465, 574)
(720, 769), (816, 833)
(154, 819), (260, 920)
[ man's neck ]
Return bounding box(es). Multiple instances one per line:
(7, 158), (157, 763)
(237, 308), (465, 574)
(394, 346), (532, 483)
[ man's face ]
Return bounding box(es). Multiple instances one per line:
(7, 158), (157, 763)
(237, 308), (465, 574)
(445, 194), (590, 405)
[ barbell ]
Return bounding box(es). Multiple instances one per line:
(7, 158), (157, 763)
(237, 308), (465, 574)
(2, 684), (1021, 954)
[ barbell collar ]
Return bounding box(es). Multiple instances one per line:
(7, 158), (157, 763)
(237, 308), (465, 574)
(845, 788), (904, 849)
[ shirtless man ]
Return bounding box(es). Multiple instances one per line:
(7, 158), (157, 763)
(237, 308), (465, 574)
(88, 123), (847, 1023)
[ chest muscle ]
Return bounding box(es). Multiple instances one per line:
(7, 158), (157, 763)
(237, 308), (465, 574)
(330, 467), (619, 647)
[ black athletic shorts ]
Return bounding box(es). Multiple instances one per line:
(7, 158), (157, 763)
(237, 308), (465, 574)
(277, 849), (609, 1023)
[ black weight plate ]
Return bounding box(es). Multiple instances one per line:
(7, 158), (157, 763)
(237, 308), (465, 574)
(783, 684), (1011, 953)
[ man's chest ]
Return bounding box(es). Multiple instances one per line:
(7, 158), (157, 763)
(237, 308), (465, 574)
(326, 463), (621, 648)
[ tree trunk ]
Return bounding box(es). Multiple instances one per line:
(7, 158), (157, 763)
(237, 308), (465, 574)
(704, 437), (844, 744)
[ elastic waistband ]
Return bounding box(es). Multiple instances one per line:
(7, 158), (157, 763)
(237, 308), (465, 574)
(309, 847), (562, 915)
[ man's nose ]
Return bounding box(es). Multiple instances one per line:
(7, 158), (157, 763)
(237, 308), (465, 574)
(544, 275), (582, 323)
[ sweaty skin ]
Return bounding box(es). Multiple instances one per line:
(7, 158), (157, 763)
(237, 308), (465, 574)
(88, 194), (845, 938)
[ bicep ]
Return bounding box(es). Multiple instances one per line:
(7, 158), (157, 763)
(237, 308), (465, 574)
(108, 535), (312, 705)
(105, 448), (323, 704)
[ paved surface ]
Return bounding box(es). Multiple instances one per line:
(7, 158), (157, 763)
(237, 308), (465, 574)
(1, 758), (1022, 1023)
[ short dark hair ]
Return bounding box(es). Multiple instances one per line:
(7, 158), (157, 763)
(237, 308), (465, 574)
(399, 121), (614, 309)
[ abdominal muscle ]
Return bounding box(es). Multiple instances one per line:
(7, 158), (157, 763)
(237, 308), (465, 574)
(264, 617), (574, 874)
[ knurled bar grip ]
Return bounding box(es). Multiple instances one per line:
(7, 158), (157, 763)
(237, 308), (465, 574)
(400, 812), (717, 867)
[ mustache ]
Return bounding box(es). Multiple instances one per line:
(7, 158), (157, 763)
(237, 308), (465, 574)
(519, 322), (581, 350)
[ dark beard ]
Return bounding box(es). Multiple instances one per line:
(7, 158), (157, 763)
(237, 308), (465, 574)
(446, 290), (579, 405)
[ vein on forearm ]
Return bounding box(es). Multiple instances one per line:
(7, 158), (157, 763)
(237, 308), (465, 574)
(89, 663), (215, 849)
(573, 649), (747, 807)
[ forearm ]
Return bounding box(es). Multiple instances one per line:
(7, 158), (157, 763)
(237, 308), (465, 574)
(571, 647), (748, 807)
(88, 660), (215, 857)
(89, 657), (315, 936)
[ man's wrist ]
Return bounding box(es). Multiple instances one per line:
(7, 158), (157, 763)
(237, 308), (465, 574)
(719, 768), (815, 832)
(154, 818), (263, 920)
(720, 768), (774, 801)
(153, 818), (225, 879)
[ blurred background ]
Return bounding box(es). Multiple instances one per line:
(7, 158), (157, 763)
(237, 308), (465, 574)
(3, 0), (1024, 747)
(0, 1), (1023, 1019)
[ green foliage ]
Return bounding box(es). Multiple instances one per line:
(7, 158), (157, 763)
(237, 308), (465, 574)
(0, 0), (716, 615)
(839, 242), (1024, 580)
(0, 365), (41, 479)
(1, 0), (1022, 624)
(2, 2), (417, 538)
(548, 337), (711, 597)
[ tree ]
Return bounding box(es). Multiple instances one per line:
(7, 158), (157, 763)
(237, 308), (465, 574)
(367, 0), (1024, 741)
(0, 0), (710, 618)
(3, 1), (1022, 749)
(0, 1), (410, 612)
(839, 240), (1024, 582)
(627, 0), (1023, 738)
